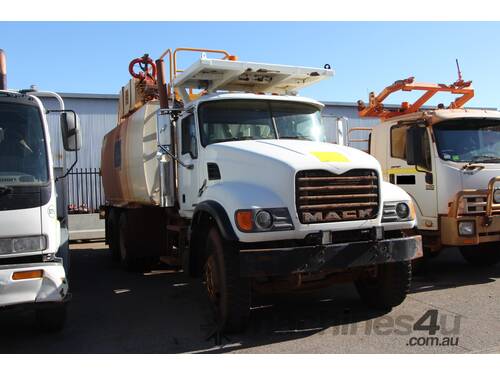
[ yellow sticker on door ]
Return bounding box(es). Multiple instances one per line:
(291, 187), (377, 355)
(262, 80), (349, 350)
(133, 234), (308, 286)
(311, 151), (350, 163)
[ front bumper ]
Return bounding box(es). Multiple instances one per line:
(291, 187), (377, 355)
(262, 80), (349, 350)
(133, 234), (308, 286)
(239, 235), (422, 277)
(0, 260), (69, 308)
(442, 177), (500, 247)
(441, 215), (500, 246)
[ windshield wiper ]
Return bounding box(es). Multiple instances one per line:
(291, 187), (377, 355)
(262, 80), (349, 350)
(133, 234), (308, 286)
(211, 137), (255, 144)
(470, 155), (500, 163)
(279, 135), (311, 140)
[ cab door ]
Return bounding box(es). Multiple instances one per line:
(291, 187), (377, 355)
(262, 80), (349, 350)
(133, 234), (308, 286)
(387, 122), (438, 230)
(177, 112), (201, 215)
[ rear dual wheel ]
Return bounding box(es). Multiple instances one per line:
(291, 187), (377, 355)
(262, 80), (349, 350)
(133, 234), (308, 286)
(108, 208), (153, 271)
(107, 208), (121, 262)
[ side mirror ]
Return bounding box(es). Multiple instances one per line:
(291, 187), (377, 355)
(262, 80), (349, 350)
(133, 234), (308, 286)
(157, 111), (172, 146)
(406, 125), (428, 170)
(60, 111), (81, 151)
(190, 135), (198, 158)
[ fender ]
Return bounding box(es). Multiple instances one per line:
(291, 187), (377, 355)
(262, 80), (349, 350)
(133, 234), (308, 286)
(186, 200), (238, 277)
(192, 200), (238, 242)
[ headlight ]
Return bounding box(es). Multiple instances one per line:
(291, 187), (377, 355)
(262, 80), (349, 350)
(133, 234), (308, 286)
(458, 221), (475, 236)
(494, 189), (500, 204)
(382, 201), (415, 222)
(235, 208), (294, 232)
(255, 210), (273, 230)
(0, 235), (47, 255)
(396, 203), (410, 219)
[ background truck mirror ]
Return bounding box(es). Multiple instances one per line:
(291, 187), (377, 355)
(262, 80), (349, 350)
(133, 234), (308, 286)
(60, 111), (82, 151)
(406, 125), (425, 167)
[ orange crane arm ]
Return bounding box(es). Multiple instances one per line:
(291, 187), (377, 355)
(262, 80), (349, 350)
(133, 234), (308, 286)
(358, 77), (474, 120)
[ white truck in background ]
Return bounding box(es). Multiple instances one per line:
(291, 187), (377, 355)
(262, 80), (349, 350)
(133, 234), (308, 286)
(355, 76), (500, 266)
(101, 48), (423, 332)
(0, 49), (81, 331)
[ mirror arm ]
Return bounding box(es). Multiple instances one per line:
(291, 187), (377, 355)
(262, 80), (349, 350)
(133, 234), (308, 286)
(158, 144), (193, 170)
(56, 148), (78, 182)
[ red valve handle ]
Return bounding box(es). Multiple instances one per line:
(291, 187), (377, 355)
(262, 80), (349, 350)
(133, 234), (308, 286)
(128, 55), (157, 81)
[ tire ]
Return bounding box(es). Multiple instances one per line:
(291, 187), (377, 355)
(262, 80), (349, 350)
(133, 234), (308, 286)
(119, 212), (137, 271)
(459, 244), (500, 267)
(203, 226), (251, 333)
(355, 261), (411, 309)
(36, 304), (67, 332)
(108, 208), (121, 262)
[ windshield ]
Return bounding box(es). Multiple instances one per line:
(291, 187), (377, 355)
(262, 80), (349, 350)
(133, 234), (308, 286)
(433, 119), (500, 163)
(198, 100), (325, 146)
(0, 102), (48, 187)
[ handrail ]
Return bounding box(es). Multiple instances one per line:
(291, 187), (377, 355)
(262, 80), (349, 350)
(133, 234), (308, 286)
(172, 47), (236, 81)
(347, 127), (372, 148)
(158, 48), (173, 85)
(155, 47), (237, 104)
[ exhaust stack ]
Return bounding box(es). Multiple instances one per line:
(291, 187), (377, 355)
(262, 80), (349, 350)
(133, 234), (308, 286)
(0, 49), (6, 90)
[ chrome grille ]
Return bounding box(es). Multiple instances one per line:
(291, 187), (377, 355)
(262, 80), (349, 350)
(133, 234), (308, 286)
(296, 169), (379, 224)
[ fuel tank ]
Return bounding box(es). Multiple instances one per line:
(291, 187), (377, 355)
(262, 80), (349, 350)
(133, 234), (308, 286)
(101, 101), (162, 206)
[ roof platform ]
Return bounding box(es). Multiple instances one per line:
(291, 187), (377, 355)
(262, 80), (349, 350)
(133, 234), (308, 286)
(172, 56), (334, 103)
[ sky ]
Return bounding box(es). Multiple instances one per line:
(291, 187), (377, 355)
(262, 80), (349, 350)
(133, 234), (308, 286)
(1, 22), (499, 108)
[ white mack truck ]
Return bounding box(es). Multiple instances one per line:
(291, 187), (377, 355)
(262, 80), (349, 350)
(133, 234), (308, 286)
(0, 49), (81, 330)
(100, 48), (422, 332)
(356, 75), (500, 266)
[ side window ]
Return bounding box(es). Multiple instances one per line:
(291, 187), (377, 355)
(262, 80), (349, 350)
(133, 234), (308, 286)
(391, 124), (409, 160)
(181, 114), (198, 158)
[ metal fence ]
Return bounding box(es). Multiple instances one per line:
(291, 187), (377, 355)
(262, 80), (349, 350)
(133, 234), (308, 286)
(67, 168), (104, 214)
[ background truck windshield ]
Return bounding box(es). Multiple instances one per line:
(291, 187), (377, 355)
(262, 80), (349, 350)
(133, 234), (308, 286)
(433, 119), (500, 163)
(0, 102), (48, 186)
(198, 100), (324, 146)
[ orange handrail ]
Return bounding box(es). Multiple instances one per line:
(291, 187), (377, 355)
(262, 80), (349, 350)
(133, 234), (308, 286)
(156, 47), (237, 102)
(358, 77), (474, 121)
(172, 47), (236, 80)
(158, 48), (173, 85)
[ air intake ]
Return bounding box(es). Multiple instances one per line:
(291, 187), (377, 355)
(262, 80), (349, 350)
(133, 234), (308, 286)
(207, 163), (221, 180)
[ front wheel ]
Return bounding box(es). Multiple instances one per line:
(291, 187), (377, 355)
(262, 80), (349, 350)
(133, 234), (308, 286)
(203, 226), (251, 333)
(355, 261), (411, 309)
(459, 244), (500, 267)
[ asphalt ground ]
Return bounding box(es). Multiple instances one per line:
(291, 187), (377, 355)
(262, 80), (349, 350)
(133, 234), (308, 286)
(0, 241), (499, 354)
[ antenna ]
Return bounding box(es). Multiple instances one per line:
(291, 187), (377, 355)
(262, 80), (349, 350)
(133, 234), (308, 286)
(456, 58), (463, 82)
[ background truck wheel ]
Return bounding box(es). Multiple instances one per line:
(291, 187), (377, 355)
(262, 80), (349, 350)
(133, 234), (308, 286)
(203, 226), (251, 333)
(355, 261), (411, 309)
(459, 244), (500, 266)
(108, 208), (121, 262)
(35, 304), (67, 332)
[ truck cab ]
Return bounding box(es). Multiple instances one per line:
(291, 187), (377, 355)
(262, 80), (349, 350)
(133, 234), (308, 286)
(358, 77), (500, 266)
(101, 49), (423, 332)
(0, 49), (81, 330)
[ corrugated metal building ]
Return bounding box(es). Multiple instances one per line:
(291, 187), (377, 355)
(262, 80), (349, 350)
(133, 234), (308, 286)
(40, 93), (118, 170)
